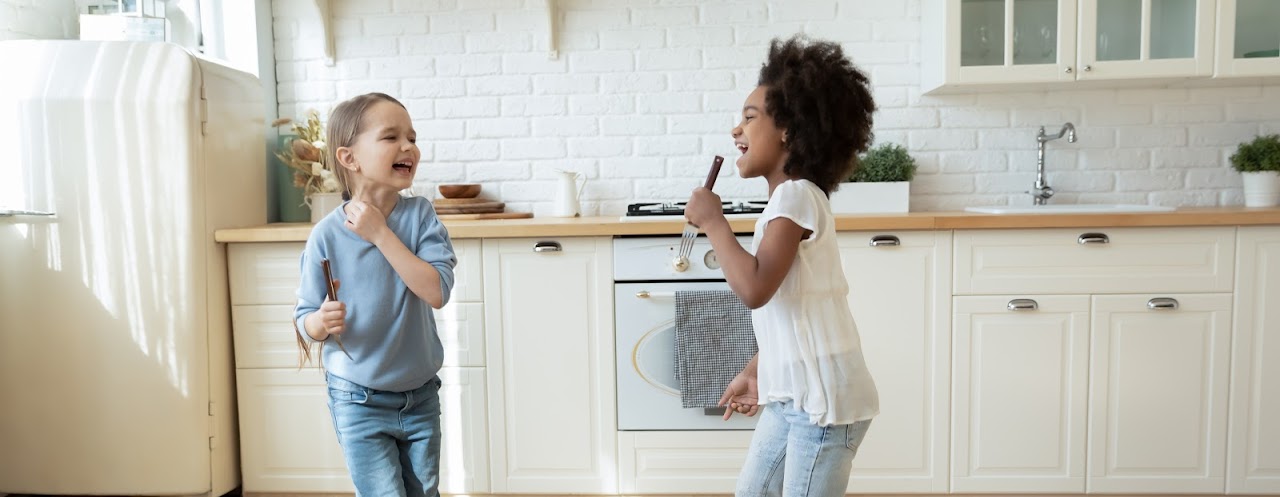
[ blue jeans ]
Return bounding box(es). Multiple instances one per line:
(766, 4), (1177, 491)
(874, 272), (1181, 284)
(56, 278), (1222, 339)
(736, 401), (873, 497)
(326, 373), (442, 497)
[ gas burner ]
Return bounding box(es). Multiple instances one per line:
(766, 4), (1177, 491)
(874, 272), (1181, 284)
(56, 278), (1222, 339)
(625, 201), (767, 217)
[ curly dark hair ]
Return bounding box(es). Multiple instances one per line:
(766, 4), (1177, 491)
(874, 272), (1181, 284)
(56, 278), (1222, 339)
(758, 35), (875, 195)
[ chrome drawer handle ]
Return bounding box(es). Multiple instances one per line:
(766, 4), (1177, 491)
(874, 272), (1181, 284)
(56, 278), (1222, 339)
(1007, 299), (1039, 311)
(635, 291), (673, 299)
(1078, 233), (1110, 245)
(533, 241), (562, 252)
(1147, 297), (1179, 310)
(869, 235), (900, 247)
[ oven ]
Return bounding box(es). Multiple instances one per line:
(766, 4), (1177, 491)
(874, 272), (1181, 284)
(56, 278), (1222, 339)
(614, 235), (758, 431)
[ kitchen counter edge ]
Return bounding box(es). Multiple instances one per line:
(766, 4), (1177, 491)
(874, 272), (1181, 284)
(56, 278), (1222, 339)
(214, 207), (1280, 243)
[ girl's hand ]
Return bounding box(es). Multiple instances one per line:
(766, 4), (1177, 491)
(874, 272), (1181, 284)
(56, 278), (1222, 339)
(685, 187), (726, 231)
(718, 370), (759, 420)
(319, 280), (346, 337)
(344, 201), (389, 244)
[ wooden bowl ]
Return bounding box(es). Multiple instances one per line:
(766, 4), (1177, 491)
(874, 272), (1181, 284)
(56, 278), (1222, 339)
(438, 183), (481, 199)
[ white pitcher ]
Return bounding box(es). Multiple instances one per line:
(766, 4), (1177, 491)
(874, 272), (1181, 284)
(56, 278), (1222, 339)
(552, 169), (587, 217)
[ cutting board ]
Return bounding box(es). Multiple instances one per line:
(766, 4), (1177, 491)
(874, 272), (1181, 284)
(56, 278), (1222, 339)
(437, 212), (533, 220)
(434, 197), (493, 206)
(434, 201), (505, 214)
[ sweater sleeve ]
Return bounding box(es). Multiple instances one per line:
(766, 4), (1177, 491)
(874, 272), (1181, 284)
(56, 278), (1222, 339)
(293, 235), (329, 345)
(416, 201), (457, 307)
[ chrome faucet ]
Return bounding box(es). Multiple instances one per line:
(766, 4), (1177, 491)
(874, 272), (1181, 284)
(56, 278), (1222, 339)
(1031, 122), (1076, 205)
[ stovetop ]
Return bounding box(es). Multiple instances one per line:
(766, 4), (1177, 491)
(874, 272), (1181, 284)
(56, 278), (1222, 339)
(625, 201), (767, 217)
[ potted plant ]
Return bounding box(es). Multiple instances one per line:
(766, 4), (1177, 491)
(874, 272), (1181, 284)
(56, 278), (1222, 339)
(829, 142), (917, 214)
(1231, 134), (1280, 207)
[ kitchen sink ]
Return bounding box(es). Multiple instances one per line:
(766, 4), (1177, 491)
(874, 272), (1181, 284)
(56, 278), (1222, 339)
(964, 204), (1177, 214)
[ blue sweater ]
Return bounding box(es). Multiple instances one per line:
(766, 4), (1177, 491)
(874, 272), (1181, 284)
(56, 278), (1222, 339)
(294, 196), (456, 392)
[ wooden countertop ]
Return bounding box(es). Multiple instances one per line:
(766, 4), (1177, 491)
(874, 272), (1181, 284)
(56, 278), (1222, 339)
(214, 207), (1280, 243)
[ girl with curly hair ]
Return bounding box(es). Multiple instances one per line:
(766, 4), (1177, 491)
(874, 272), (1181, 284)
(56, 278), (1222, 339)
(684, 35), (879, 496)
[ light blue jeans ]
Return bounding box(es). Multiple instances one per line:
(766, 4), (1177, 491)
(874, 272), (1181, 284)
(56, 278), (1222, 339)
(736, 401), (873, 497)
(326, 373), (442, 497)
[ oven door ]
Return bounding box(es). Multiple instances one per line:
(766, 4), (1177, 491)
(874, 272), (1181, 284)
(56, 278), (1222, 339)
(615, 281), (758, 430)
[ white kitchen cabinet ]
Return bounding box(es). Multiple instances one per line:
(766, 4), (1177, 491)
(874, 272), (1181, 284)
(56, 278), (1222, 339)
(954, 227), (1235, 295)
(1087, 294), (1232, 493)
(1228, 227), (1280, 494)
(482, 237), (617, 493)
(227, 239), (490, 495)
(1077, 0), (1215, 81)
(924, 0), (1222, 93)
(617, 431), (754, 493)
(923, 0), (1079, 93)
(838, 231), (952, 493)
(1214, 0), (1280, 77)
(235, 367), (489, 494)
(951, 295), (1091, 493)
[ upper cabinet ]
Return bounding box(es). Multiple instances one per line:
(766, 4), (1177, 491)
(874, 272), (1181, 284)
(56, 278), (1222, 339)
(1077, 0), (1214, 80)
(1215, 0), (1280, 77)
(924, 0), (1276, 93)
(923, 0), (1080, 91)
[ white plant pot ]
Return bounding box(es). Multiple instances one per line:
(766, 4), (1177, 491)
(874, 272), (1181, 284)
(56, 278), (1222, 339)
(308, 192), (344, 223)
(1242, 171), (1280, 207)
(828, 181), (910, 214)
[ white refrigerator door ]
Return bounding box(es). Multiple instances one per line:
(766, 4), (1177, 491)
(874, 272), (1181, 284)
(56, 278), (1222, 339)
(0, 41), (213, 494)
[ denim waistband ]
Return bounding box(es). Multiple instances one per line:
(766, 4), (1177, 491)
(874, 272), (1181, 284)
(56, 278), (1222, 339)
(326, 372), (438, 394)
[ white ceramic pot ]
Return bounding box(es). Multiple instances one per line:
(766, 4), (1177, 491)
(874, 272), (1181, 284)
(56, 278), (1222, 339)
(308, 192), (344, 223)
(1242, 171), (1280, 207)
(828, 181), (911, 214)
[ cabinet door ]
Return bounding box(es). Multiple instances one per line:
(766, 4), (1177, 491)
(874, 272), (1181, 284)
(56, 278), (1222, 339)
(1078, 0), (1214, 80)
(952, 295), (1090, 493)
(235, 368), (489, 494)
(1214, 0), (1280, 77)
(483, 237), (617, 493)
(838, 231), (951, 493)
(1229, 227), (1280, 494)
(923, 0), (1078, 93)
(1088, 294), (1231, 493)
(236, 368), (353, 493)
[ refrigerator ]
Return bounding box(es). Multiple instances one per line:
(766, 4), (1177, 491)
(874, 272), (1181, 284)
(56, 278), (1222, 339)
(0, 40), (264, 495)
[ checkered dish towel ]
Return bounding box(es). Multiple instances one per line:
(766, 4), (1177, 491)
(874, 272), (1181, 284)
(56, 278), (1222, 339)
(674, 290), (758, 409)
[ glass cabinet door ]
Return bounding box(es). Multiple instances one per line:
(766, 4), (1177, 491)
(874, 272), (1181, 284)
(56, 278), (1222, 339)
(950, 0), (1077, 87)
(1215, 0), (1280, 77)
(961, 0), (1065, 67)
(1079, 0), (1212, 79)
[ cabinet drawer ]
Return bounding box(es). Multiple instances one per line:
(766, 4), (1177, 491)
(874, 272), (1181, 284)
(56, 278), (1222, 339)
(236, 367), (489, 494)
(954, 227), (1235, 295)
(227, 239), (482, 306)
(229, 243), (303, 305)
(233, 302), (485, 369)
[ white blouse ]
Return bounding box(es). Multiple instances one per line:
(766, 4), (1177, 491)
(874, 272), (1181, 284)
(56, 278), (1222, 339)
(750, 179), (880, 426)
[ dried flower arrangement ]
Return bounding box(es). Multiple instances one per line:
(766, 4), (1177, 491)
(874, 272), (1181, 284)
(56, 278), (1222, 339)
(272, 110), (341, 196)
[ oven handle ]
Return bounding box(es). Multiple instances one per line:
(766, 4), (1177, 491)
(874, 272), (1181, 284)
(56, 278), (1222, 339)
(635, 290), (675, 299)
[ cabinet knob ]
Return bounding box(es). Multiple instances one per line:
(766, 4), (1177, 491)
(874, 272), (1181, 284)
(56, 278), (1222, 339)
(533, 241), (562, 252)
(1064, 66), (1073, 74)
(1007, 298), (1039, 311)
(1147, 297), (1179, 310)
(869, 235), (901, 247)
(1084, 65), (1093, 72)
(1078, 233), (1110, 245)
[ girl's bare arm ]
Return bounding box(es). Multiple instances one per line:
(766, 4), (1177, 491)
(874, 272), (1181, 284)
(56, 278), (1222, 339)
(701, 216), (807, 309)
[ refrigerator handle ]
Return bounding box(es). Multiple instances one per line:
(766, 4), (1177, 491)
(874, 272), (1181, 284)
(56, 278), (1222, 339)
(0, 209), (56, 218)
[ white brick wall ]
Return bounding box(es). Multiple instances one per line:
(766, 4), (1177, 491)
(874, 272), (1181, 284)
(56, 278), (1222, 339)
(272, 0), (1280, 214)
(0, 0), (76, 41)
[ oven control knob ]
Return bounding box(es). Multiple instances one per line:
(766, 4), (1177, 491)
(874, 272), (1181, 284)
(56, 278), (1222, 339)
(704, 250), (720, 270)
(672, 256), (690, 272)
